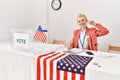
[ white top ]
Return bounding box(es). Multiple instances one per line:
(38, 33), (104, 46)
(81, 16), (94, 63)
(78, 30), (89, 49)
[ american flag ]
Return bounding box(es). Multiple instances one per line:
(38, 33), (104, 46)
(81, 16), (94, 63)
(37, 52), (93, 80)
(34, 25), (48, 42)
(57, 55), (93, 74)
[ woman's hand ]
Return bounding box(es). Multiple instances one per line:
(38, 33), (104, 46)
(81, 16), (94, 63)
(88, 20), (97, 26)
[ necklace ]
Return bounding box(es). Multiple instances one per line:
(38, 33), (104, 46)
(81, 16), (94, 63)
(80, 31), (86, 49)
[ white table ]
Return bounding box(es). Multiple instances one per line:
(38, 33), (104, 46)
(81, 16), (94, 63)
(0, 41), (120, 80)
(0, 40), (65, 80)
(0, 41), (37, 80)
(79, 50), (120, 80)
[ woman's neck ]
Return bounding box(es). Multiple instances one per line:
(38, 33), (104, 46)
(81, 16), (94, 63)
(80, 26), (87, 31)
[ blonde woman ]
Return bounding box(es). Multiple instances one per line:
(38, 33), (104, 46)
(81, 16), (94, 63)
(72, 13), (109, 51)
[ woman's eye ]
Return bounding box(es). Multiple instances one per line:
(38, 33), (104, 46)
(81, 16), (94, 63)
(82, 20), (85, 21)
(78, 19), (85, 22)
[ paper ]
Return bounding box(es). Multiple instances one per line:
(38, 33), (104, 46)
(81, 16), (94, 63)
(70, 48), (86, 54)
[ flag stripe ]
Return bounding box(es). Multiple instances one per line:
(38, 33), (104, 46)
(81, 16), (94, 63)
(37, 52), (54, 80)
(72, 72), (76, 80)
(34, 26), (47, 42)
(64, 71), (67, 80)
(41, 53), (55, 80)
(80, 74), (84, 80)
(50, 53), (66, 80)
(57, 70), (60, 80)
(37, 52), (88, 80)
(43, 53), (60, 80)
(34, 31), (46, 42)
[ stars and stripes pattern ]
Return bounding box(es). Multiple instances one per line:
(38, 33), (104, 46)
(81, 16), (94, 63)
(57, 55), (93, 74)
(34, 25), (48, 42)
(37, 52), (92, 80)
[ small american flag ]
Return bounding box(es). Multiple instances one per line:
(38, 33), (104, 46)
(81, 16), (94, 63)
(34, 25), (48, 42)
(37, 52), (93, 80)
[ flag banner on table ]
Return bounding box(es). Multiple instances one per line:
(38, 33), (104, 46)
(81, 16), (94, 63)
(34, 25), (48, 42)
(57, 55), (93, 74)
(37, 52), (68, 80)
(37, 52), (92, 80)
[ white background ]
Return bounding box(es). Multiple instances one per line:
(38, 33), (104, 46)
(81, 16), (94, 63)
(0, 0), (120, 51)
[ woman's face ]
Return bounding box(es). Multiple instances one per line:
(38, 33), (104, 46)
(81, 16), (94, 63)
(77, 16), (87, 28)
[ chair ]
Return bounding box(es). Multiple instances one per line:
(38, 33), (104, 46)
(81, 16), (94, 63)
(53, 39), (71, 49)
(108, 45), (120, 53)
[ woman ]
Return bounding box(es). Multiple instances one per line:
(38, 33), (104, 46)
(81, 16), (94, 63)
(72, 13), (109, 51)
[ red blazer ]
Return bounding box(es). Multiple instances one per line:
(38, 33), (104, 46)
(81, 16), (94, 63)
(72, 24), (109, 51)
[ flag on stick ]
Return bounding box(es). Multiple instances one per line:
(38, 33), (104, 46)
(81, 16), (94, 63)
(34, 25), (48, 42)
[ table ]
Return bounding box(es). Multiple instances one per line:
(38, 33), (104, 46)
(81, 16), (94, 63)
(0, 41), (120, 80)
(79, 50), (120, 80)
(0, 41), (37, 80)
(0, 40), (66, 80)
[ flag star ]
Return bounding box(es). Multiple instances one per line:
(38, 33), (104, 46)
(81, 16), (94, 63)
(80, 70), (83, 73)
(66, 64), (68, 66)
(81, 65), (84, 67)
(74, 68), (77, 72)
(68, 67), (71, 70)
(77, 66), (80, 68)
(83, 62), (86, 64)
(58, 66), (60, 68)
(63, 66), (66, 69)
(71, 64), (74, 68)
(60, 63), (63, 66)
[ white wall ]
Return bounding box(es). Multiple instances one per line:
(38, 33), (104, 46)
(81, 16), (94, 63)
(48, 0), (120, 51)
(0, 0), (120, 52)
(0, 0), (48, 40)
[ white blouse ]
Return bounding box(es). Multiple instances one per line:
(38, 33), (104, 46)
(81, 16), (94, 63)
(78, 30), (89, 49)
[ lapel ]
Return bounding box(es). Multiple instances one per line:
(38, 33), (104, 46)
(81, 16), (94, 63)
(77, 29), (81, 38)
(86, 27), (90, 37)
(86, 28), (92, 49)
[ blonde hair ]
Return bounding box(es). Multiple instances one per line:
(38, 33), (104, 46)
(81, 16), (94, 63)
(77, 13), (87, 20)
